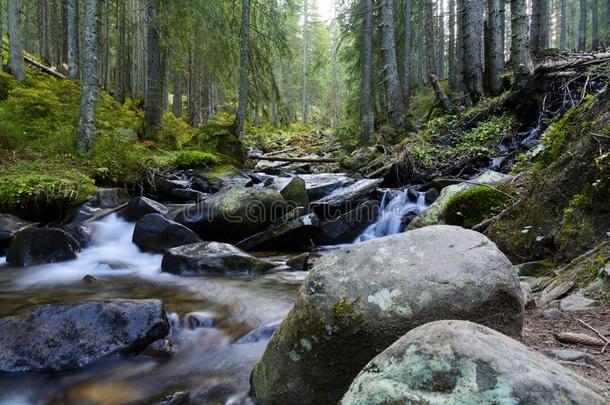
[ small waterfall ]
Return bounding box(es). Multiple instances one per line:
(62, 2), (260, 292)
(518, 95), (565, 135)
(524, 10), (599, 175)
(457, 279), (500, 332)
(355, 189), (428, 243)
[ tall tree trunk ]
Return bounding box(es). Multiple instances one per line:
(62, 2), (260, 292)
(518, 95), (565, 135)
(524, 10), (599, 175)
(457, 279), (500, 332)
(66, 0), (78, 79)
(539, 0), (550, 49)
(230, 0), (250, 137)
(302, 0), (308, 125)
(115, 0), (127, 102)
(360, 0), (374, 143)
(530, 0), (542, 54)
(8, 0), (25, 81)
(76, 0), (98, 154)
(172, 70), (183, 118)
(607, 0), (610, 39)
(402, 0), (412, 107)
(591, 0), (599, 49)
(487, 0), (503, 95)
(424, 0), (435, 73)
(455, 0), (465, 91)
(188, 47), (202, 126)
(380, 0), (405, 131)
(462, 0), (484, 103)
(0, 0), (3, 72)
(559, 0), (567, 49)
(499, 0), (505, 58)
(438, 0), (445, 79)
(144, 0), (163, 132)
(510, 0), (533, 88)
(578, 0), (586, 50)
(448, 0), (457, 88)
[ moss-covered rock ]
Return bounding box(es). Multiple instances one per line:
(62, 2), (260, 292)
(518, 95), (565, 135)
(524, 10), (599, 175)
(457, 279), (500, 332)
(444, 185), (512, 228)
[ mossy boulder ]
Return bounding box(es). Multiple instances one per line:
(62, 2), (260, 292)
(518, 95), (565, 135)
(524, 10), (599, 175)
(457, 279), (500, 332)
(251, 226), (523, 405)
(175, 187), (287, 243)
(196, 131), (246, 164)
(342, 320), (607, 405)
(195, 165), (252, 191)
(444, 185), (512, 228)
(408, 171), (512, 229)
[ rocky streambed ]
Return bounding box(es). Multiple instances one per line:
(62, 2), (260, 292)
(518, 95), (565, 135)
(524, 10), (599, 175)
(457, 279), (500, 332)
(0, 166), (608, 404)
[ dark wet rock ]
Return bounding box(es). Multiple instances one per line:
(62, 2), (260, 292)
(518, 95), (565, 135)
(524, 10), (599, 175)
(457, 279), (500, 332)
(0, 213), (33, 255)
(424, 187), (439, 204)
(559, 294), (598, 312)
(133, 214), (201, 253)
(142, 339), (175, 359)
(175, 188), (286, 243)
(154, 175), (191, 196)
(94, 188), (129, 209)
(195, 166), (252, 191)
(251, 226), (523, 405)
(278, 177), (309, 208)
(0, 299), (170, 372)
(514, 260), (548, 277)
(184, 312), (216, 329)
(314, 200), (380, 245)
(546, 349), (607, 370)
(82, 274), (107, 286)
(161, 242), (276, 276)
(169, 188), (208, 203)
(237, 321), (281, 344)
(406, 188), (419, 202)
(299, 173), (355, 201)
(285, 253), (310, 271)
(126, 196), (170, 221)
(310, 179), (383, 219)
(341, 320), (607, 405)
(6, 228), (79, 267)
(63, 222), (94, 248)
(65, 202), (99, 223)
(235, 213), (320, 251)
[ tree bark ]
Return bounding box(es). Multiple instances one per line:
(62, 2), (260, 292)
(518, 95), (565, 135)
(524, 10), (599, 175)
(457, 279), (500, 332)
(172, 70), (183, 118)
(66, 0), (78, 79)
(115, 0), (127, 102)
(188, 47), (202, 126)
(539, 0), (550, 49)
(578, 0), (587, 50)
(0, 0), (3, 72)
(591, 0), (599, 49)
(360, 0), (374, 143)
(455, 0), (465, 91)
(428, 73), (454, 112)
(462, 0), (484, 103)
(380, 0), (405, 131)
(487, 0), (503, 95)
(438, 0), (445, 79)
(144, 0), (164, 132)
(448, 0), (456, 88)
(302, 0), (308, 125)
(76, 0), (98, 154)
(230, 0), (250, 137)
(402, 0), (413, 107)
(559, 0), (567, 49)
(510, 0), (533, 88)
(530, 0), (541, 54)
(424, 0), (435, 73)
(8, 0), (25, 81)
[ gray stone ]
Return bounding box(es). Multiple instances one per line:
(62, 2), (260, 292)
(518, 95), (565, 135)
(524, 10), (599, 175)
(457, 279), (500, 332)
(6, 228), (79, 267)
(195, 166), (252, 191)
(314, 200), (380, 245)
(515, 260), (548, 277)
(161, 242), (276, 276)
(251, 226), (523, 405)
(540, 280), (575, 306)
(424, 187), (440, 205)
(520, 281), (534, 307)
(542, 308), (564, 320)
(298, 173), (356, 201)
(133, 214), (201, 253)
(310, 179), (383, 218)
(142, 339), (175, 359)
(94, 188), (129, 209)
(0, 213), (33, 255)
(285, 253), (311, 271)
(175, 187), (286, 243)
(184, 312), (216, 329)
(559, 294), (598, 312)
(62, 221), (94, 248)
(0, 299), (169, 372)
(235, 213), (320, 251)
(237, 321), (282, 344)
(126, 196), (170, 221)
(341, 320), (607, 405)
(547, 349), (607, 370)
(279, 177), (309, 208)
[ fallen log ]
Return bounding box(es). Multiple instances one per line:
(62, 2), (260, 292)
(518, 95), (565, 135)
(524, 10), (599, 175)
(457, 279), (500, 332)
(428, 72), (454, 113)
(23, 54), (66, 80)
(247, 155), (339, 164)
(553, 332), (606, 347)
(536, 52), (610, 73)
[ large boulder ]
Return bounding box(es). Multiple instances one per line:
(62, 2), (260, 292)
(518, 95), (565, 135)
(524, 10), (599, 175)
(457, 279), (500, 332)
(311, 179), (382, 216)
(175, 187), (286, 243)
(342, 320), (607, 405)
(132, 214), (201, 253)
(0, 299), (170, 372)
(125, 196), (170, 221)
(161, 242), (276, 276)
(251, 226), (523, 405)
(408, 170), (512, 229)
(195, 165), (252, 191)
(6, 228), (79, 267)
(278, 177), (309, 208)
(0, 213), (33, 256)
(235, 213), (320, 251)
(298, 173), (355, 201)
(314, 200), (380, 244)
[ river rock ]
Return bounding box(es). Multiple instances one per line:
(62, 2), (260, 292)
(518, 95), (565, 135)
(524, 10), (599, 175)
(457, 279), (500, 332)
(314, 200), (380, 244)
(251, 225), (523, 405)
(539, 280), (574, 306)
(133, 214), (201, 253)
(161, 242), (276, 276)
(559, 294), (598, 312)
(408, 170), (512, 229)
(94, 188), (129, 209)
(175, 187), (286, 243)
(310, 179), (383, 220)
(237, 320), (282, 344)
(521, 281), (534, 308)
(6, 228), (79, 267)
(546, 349), (607, 370)
(0, 299), (170, 372)
(299, 173), (355, 201)
(341, 320), (607, 405)
(195, 165), (252, 191)
(126, 196), (170, 221)
(63, 221), (94, 248)
(184, 312), (216, 329)
(278, 177), (309, 208)
(285, 253), (310, 271)
(235, 213), (320, 251)
(0, 214), (33, 256)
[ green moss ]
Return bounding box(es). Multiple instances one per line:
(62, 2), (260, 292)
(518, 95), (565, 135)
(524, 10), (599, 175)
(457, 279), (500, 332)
(0, 72), (14, 101)
(330, 298), (363, 324)
(171, 150), (221, 169)
(557, 194), (596, 258)
(444, 185), (512, 228)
